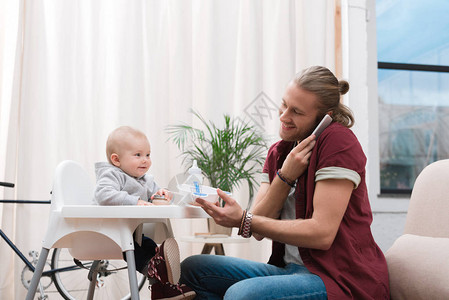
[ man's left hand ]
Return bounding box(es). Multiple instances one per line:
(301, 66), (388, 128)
(195, 189), (243, 228)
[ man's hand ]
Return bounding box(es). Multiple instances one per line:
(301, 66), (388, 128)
(195, 189), (243, 228)
(280, 135), (316, 181)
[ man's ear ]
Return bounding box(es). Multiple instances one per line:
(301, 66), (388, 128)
(110, 153), (120, 167)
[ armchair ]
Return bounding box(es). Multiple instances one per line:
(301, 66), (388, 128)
(385, 159), (449, 299)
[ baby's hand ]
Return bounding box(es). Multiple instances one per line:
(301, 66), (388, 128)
(137, 199), (152, 206)
(151, 189), (173, 201)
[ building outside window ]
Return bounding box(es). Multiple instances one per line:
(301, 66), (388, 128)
(376, 0), (449, 194)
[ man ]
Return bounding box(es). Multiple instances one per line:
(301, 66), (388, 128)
(181, 66), (390, 300)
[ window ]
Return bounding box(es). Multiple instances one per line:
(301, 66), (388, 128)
(376, 0), (449, 194)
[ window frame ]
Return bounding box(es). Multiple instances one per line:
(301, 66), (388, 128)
(377, 61), (449, 195)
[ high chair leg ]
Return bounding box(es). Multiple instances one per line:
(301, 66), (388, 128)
(125, 250), (140, 300)
(87, 260), (102, 300)
(25, 247), (50, 300)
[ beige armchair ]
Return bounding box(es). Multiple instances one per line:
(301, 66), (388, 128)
(385, 159), (449, 300)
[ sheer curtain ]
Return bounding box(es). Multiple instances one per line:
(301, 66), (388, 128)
(0, 0), (336, 298)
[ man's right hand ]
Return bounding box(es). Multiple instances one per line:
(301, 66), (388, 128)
(280, 135), (316, 181)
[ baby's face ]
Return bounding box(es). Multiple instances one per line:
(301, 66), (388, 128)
(117, 136), (152, 178)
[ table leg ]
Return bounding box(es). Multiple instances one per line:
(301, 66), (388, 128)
(201, 243), (214, 254)
(201, 243), (225, 255)
(214, 243), (225, 255)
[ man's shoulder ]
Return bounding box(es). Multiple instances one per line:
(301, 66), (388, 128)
(315, 122), (366, 168)
(324, 122), (353, 134)
(319, 122), (358, 145)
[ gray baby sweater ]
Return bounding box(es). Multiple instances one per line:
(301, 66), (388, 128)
(94, 162), (160, 205)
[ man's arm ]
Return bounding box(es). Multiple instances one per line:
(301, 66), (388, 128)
(251, 178), (353, 250)
(251, 181), (278, 240)
(252, 135), (316, 219)
(251, 179), (289, 219)
(197, 178), (353, 250)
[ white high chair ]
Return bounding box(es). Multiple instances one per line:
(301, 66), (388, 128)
(25, 160), (173, 300)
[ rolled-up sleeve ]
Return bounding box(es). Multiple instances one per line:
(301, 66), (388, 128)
(315, 166), (361, 189)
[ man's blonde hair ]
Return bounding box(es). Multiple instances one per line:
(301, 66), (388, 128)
(293, 66), (354, 128)
(106, 126), (147, 164)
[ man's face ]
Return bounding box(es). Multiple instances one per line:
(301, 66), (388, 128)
(278, 82), (320, 142)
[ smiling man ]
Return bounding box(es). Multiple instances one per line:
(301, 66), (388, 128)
(181, 66), (390, 300)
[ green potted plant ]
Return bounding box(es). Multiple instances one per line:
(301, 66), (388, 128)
(166, 110), (267, 233)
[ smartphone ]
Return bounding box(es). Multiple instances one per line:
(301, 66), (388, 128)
(311, 114), (332, 138)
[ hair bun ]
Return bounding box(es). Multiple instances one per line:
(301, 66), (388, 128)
(338, 80), (349, 95)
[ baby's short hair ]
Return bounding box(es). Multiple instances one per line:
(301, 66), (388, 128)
(106, 126), (147, 164)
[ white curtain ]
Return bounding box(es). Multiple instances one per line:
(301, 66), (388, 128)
(0, 0), (336, 298)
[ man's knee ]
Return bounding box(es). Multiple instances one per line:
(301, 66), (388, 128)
(181, 254), (202, 271)
(224, 279), (258, 300)
(180, 255), (204, 284)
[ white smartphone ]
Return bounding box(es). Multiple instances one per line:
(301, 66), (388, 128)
(311, 114), (332, 138)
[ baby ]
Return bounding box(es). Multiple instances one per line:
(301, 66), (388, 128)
(94, 126), (195, 299)
(95, 126), (171, 206)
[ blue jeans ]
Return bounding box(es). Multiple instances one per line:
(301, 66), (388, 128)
(180, 255), (327, 300)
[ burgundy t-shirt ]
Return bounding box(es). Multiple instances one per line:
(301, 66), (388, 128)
(263, 122), (390, 300)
